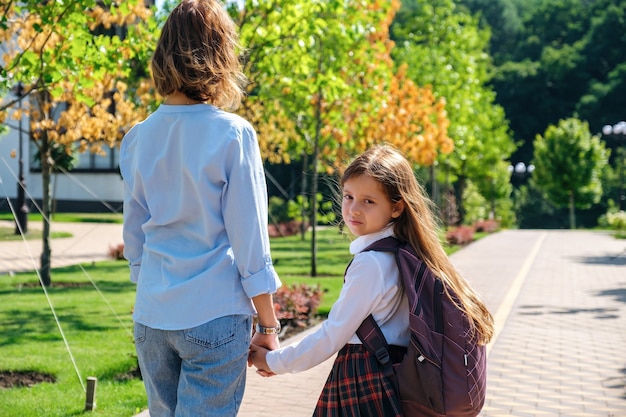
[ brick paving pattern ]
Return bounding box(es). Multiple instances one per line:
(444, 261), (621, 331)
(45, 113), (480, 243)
(479, 231), (626, 417)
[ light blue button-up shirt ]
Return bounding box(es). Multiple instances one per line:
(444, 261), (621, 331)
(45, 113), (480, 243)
(120, 103), (281, 330)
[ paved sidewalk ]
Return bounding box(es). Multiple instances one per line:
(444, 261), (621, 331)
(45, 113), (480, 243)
(2, 222), (625, 416)
(236, 230), (626, 417)
(457, 230), (626, 416)
(0, 220), (123, 273)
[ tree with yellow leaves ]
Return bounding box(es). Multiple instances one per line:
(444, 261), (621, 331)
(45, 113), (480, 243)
(235, 0), (452, 275)
(0, 0), (158, 286)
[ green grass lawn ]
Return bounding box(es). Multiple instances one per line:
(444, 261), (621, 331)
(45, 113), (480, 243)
(0, 227), (351, 417)
(0, 262), (146, 417)
(0, 213), (121, 241)
(0, 213), (124, 224)
(0, 225), (462, 417)
(0, 226), (44, 240)
(0, 227), (72, 241)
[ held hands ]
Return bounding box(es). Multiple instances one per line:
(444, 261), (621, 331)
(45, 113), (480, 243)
(251, 331), (280, 351)
(248, 341), (275, 377)
(247, 299), (280, 377)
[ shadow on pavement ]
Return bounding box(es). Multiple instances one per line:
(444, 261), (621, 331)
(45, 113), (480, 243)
(517, 304), (621, 319)
(594, 287), (626, 304)
(603, 367), (626, 400)
(571, 253), (626, 265)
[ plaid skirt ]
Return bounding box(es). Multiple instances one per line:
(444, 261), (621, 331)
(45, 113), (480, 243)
(313, 343), (405, 417)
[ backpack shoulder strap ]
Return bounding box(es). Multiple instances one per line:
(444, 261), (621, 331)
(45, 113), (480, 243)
(356, 314), (399, 392)
(362, 235), (403, 254)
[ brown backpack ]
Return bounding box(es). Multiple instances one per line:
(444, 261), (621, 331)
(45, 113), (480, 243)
(356, 236), (487, 417)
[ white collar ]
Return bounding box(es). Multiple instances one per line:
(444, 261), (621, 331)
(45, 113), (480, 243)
(349, 225), (395, 255)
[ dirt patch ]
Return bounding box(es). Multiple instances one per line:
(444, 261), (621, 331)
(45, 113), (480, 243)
(115, 366), (142, 381)
(0, 370), (56, 388)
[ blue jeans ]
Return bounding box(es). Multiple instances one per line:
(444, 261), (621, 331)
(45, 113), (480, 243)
(134, 315), (252, 417)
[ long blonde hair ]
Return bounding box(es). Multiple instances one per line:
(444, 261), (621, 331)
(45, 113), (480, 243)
(341, 144), (494, 345)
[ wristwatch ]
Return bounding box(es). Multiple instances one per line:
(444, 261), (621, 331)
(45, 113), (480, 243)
(256, 323), (281, 335)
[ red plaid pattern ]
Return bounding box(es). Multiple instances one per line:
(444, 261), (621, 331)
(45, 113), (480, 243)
(313, 344), (403, 417)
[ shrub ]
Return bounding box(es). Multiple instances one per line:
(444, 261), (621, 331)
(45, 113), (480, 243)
(269, 196), (291, 223)
(474, 219), (499, 233)
(108, 243), (125, 260)
(606, 210), (626, 231)
(273, 283), (322, 330)
(445, 226), (475, 246)
(287, 194), (337, 226)
(268, 220), (308, 237)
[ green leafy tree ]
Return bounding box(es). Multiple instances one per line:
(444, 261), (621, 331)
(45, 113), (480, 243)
(492, 0), (590, 163)
(0, 0), (158, 285)
(456, 0), (525, 63)
(239, 0), (398, 276)
(236, 0), (451, 275)
(491, 0), (626, 167)
(391, 0), (515, 225)
(575, 1), (626, 129)
(532, 118), (608, 229)
(235, 0), (379, 275)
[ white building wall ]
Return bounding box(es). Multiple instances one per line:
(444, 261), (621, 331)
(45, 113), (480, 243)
(1, 98), (124, 210)
(34, 172), (124, 205)
(0, 102), (32, 201)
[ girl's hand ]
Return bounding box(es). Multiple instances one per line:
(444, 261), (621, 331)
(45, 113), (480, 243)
(248, 343), (275, 377)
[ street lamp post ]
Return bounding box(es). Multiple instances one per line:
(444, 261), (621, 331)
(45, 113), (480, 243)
(508, 161), (535, 185)
(508, 162), (535, 227)
(601, 121), (626, 211)
(13, 82), (28, 235)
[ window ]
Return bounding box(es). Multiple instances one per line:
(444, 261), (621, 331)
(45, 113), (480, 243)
(73, 146), (119, 172)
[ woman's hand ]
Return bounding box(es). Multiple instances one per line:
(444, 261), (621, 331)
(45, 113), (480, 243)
(250, 331), (280, 351)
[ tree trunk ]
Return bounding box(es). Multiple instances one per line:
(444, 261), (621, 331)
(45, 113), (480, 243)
(568, 193), (576, 230)
(444, 160), (450, 227)
(309, 84), (324, 278)
(430, 164), (439, 211)
(455, 175), (467, 225)
(308, 42), (325, 278)
(619, 148), (625, 211)
(310, 159), (318, 277)
(40, 135), (52, 287)
(300, 152), (308, 241)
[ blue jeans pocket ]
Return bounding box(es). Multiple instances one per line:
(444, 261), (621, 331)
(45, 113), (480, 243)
(133, 322), (146, 344)
(183, 315), (240, 348)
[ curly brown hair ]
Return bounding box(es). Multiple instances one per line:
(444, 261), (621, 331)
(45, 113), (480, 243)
(151, 0), (246, 110)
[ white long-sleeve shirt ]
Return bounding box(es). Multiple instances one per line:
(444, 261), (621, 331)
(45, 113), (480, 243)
(266, 227), (410, 374)
(120, 103), (281, 330)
